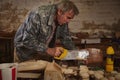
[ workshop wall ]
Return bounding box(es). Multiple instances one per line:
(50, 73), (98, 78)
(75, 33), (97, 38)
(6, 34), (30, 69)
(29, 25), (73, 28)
(0, 0), (120, 37)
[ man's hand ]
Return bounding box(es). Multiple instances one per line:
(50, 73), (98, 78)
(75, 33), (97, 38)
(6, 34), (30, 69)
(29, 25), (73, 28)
(46, 47), (64, 57)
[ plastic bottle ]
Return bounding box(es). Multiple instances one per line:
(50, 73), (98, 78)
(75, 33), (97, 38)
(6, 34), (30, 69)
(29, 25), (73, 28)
(106, 43), (115, 72)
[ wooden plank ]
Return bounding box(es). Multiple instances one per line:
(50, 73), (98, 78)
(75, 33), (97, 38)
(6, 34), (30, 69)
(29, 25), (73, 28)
(44, 62), (65, 80)
(17, 72), (41, 78)
(18, 60), (49, 71)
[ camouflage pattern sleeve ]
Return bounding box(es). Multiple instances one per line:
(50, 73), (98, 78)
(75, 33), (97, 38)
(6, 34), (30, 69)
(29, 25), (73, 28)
(15, 11), (48, 52)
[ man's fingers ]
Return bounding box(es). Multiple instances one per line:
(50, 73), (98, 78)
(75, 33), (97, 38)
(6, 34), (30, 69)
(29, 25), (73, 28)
(46, 47), (65, 57)
(55, 47), (64, 57)
(55, 51), (62, 56)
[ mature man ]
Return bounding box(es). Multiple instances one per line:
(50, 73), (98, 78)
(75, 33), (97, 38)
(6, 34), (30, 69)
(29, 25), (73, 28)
(14, 0), (79, 62)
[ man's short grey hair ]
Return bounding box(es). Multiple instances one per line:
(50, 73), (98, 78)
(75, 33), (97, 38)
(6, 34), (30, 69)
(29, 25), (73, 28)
(56, 0), (79, 15)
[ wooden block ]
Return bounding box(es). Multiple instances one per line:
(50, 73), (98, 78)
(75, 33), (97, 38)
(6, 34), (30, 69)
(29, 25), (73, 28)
(17, 72), (41, 78)
(44, 62), (65, 80)
(18, 60), (49, 71)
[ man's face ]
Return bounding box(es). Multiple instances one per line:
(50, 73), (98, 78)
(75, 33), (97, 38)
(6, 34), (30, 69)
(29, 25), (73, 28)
(57, 9), (74, 25)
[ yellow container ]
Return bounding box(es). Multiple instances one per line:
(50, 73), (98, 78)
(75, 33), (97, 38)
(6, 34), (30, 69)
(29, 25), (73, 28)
(106, 64), (114, 72)
(106, 46), (115, 55)
(106, 58), (114, 64)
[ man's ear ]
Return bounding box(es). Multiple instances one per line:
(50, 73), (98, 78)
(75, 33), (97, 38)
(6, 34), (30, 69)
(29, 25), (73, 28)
(57, 9), (63, 15)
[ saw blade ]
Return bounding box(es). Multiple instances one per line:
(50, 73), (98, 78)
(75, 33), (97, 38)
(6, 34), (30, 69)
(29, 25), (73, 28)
(61, 49), (89, 60)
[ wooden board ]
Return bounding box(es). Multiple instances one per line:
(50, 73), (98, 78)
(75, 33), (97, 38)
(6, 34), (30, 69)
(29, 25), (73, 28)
(44, 61), (65, 80)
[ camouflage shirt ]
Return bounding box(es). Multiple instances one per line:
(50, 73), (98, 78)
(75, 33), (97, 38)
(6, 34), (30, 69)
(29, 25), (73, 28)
(14, 4), (76, 61)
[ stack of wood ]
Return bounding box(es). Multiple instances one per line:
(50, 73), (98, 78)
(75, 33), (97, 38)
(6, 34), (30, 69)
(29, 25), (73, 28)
(17, 60), (48, 79)
(79, 65), (120, 80)
(17, 60), (66, 80)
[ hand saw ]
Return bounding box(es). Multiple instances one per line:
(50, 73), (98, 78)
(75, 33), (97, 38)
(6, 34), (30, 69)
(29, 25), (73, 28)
(54, 48), (89, 60)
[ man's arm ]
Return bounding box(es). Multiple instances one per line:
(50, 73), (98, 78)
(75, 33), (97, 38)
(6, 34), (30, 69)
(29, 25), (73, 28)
(17, 12), (48, 52)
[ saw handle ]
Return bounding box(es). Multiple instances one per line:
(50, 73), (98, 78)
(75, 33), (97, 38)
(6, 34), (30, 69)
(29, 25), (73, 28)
(54, 48), (68, 60)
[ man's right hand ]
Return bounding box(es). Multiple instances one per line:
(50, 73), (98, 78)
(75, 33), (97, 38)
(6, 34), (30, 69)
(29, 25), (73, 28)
(46, 47), (64, 57)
